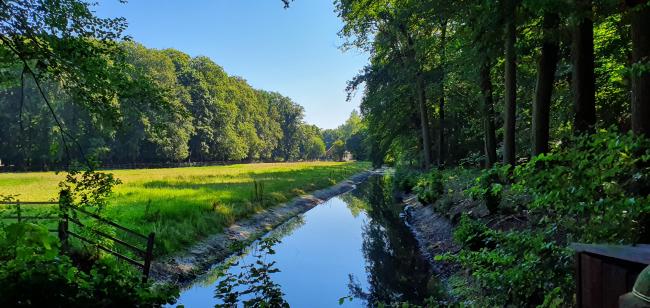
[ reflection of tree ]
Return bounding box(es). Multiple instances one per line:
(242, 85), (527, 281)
(340, 193), (369, 218)
(215, 237), (289, 307)
(267, 215), (306, 240)
(347, 176), (442, 306)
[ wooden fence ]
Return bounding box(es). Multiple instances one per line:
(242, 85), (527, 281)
(0, 201), (155, 282)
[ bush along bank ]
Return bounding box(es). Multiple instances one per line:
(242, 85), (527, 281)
(0, 222), (179, 307)
(392, 129), (650, 307)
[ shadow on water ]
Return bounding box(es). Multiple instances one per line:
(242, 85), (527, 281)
(173, 175), (443, 307)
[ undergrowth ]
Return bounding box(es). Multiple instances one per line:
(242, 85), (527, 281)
(394, 129), (650, 306)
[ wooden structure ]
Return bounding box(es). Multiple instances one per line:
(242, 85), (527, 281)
(0, 201), (155, 282)
(572, 243), (650, 308)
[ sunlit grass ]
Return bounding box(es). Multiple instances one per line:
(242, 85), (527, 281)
(0, 161), (370, 255)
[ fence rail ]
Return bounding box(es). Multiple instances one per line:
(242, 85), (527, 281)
(0, 200), (155, 282)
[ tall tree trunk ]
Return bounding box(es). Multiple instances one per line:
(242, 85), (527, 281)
(503, 0), (517, 166)
(572, 0), (596, 133)
(438, 19), (448, 168)
(480, 62), (498, 167)
(532, 13), (560, 156)
(629, 0), (650, 136)
(396, 24), (433, 169)
(416, 74), (433, 169)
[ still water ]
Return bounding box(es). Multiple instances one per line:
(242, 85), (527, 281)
(174, 176), (439, 307)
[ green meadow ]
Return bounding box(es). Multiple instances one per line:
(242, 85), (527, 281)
(0, 161), (370, 255)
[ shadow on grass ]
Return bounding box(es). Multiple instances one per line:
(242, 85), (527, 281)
(138, 165), (360, 191)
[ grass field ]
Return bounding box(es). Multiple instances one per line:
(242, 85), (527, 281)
(0, 161), (370, 255)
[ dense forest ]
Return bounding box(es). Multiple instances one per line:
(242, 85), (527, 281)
(337, 0), (648, 168)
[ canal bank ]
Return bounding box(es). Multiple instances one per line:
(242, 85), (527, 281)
(152, 169), (380, 285)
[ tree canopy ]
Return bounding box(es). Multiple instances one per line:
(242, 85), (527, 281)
(337, 0), (649, 169)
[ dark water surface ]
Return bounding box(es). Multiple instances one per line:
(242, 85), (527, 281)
(174, 176), (439, 307)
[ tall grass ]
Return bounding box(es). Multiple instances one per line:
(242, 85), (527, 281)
(0, 161), (370, 255)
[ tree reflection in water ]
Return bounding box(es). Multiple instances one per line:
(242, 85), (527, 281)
(208, 175), (444, 307)
(343, 176), (445, 306)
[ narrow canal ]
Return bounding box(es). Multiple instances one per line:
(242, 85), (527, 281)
(174, 175), (441, 307)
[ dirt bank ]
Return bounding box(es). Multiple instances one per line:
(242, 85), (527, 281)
(151, 168), (380, 285)
(402, 194), (460, 279)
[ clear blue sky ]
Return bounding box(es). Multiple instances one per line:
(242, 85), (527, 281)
(95, 0), (368, 129)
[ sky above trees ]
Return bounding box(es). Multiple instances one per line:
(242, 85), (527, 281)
(94, 0), (368, 129)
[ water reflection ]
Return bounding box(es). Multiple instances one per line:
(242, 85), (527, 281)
(344, 177), (442, 306)
(173, 175), (440, 307)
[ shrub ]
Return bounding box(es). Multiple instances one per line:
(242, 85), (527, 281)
(451, 215), (495, 251)
(0, 223), (178, 307)
(513, 129), (650, 243)
(443, 129), (650, 307)
(466, 164), (510, 213)
(413, 170), (444, 205)
(439, 217), (574, 307)
(392, 166), (421, 193)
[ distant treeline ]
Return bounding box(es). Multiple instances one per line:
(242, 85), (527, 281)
(0, 43), (367, 170)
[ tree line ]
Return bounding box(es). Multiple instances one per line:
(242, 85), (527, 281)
(337, 0), (649, 168)
(0, 42), (338, 169)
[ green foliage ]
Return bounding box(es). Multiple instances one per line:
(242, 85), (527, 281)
(439, 216), (574, 307)
(1, 0), (129, 125)
(466, 164), (511, 214)
(330, 140), (346, 161)
(513, 129), (650, 243)
(391, 166), (420, 193)
(444, 130), (650, 306)
(0, 222), (178, 307)
(450, 215), (493, 251)
(413, 170), (444, 205)
(298, 125), (326, 160)
(58, 169), (121, 212)
(322, 110), (369, 160)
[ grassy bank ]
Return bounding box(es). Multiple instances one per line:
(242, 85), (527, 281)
(0, 161), (370, 255)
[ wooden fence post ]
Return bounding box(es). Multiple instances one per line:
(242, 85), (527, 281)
(58, 191), (70, 250)
(16, 203), (21, 223)
(142, 232), (155, 283)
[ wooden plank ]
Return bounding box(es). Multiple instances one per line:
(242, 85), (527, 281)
(571, 243), (650, 265)
(602, 262), (628, 308)
(581, 253), (603, 308)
